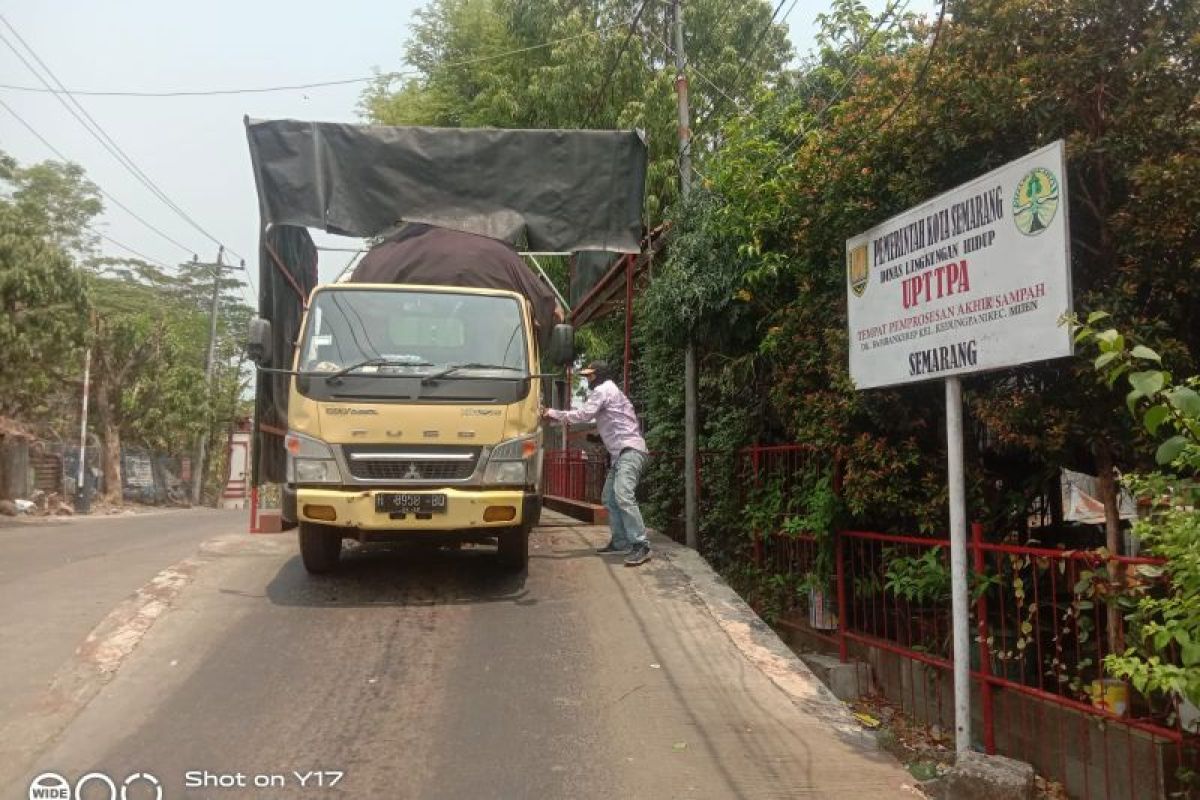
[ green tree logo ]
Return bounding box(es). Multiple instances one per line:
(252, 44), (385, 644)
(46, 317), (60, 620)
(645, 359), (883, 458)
(1013, 167), (1060, 236)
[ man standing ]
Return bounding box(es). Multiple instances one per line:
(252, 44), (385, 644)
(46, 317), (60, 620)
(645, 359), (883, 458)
(543, 361), (651, 566)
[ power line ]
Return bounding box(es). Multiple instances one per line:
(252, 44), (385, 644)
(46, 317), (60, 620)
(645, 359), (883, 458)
(86, 227), (171, 269)
(0, 19), (228, 250)
(1, 95), (256, 304)
(0, 25), (622, 99)
(0, 76), (374, 97)
(834, 0), (946, 157)
(693, 0), (792, 131)
(584, 0), (652, 128)
(649, 31), (744, 116)
(758, 0), (913, 174)
(0, 14), (256, 300)
(0, 95), (199, 258)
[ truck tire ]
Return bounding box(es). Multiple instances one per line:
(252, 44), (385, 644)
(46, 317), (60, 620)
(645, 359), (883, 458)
(525, 494), (543, 528)
(299, 522), (343, 574)
(281, 486), (298, 531)
(497, 526), (529, 571)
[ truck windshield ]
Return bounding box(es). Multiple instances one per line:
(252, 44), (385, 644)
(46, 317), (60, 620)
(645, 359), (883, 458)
(299, 289), (528, 378)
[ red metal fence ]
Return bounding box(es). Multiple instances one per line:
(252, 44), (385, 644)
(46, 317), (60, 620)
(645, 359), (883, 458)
(545, 442), (1199, 797)
(832, 526), (1193, 799)
(542, 448), (609, 505)
(737, 445), (1199, 799)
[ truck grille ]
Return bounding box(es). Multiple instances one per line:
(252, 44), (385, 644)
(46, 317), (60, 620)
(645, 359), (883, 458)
(343, 447), (480, 482)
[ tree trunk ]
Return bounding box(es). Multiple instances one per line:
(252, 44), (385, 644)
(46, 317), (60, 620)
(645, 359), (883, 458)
(1095, 442), (1123, 652)
(96, 380), (123, 506)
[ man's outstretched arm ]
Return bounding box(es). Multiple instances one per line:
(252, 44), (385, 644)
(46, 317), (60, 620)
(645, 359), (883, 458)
(545, 386), (608, 425)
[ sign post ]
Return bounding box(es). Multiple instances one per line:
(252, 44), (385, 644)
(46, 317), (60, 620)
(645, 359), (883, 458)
(945, 374), (969, 753)
(845, 141), (1072, 756)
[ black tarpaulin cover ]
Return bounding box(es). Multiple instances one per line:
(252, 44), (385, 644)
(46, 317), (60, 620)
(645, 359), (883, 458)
(245, 119), (647, 253)
(571, 251), (621, 306)
(253, 225), (318, 485)
(246, 119), (648, 485)
(351, 224), (558, 339)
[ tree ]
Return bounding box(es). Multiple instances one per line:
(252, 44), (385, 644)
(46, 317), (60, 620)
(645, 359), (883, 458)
(0, 155), (102, 260)
(2, 149), (252, 506)
(87, 268), (210, 504)
(361, 0), (793, 224)
(0, 202), (88, 421)
(636, 0), (1199, 547)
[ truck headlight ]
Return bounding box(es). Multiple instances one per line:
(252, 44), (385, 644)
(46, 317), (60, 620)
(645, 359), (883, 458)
(484, 435), (539, 485)
(285, 431), (342, 484)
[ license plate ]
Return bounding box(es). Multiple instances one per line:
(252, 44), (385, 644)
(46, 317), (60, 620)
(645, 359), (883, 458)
(375, 493), (448, 514)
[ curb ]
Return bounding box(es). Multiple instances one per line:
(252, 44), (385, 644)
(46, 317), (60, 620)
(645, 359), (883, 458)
(649, 531), (882, 753)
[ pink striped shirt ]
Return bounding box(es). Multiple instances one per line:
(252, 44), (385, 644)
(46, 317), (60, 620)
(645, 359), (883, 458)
(546, 380), (647, 460)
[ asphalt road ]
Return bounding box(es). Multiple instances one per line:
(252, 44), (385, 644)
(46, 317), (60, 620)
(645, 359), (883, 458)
(0, 509), (243, 725)
(4, 511), (913, 799)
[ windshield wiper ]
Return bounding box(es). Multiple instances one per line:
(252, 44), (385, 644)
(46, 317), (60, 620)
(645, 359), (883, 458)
(420, 363), (525, 385)
(324, 358), (434, 384)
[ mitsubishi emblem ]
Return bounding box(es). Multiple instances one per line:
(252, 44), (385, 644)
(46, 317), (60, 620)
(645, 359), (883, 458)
(403, 463), (423, 480)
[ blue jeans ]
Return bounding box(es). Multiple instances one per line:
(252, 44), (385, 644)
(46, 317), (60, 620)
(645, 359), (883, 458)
(602, 449), (649, 549)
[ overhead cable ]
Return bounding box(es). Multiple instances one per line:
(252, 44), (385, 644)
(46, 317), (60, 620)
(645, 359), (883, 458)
(0, 14), (256, 294)
(0, 95), (198, 258)
(583, 0), (652, 128)
(693, 0), (793, 129)
(0, 25), (621, 99)
(759, 0), (914, 173)
(87, 227), (172, 269)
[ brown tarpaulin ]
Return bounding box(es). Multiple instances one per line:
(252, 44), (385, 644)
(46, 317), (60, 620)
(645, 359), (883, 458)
(350, 224), (558, 341)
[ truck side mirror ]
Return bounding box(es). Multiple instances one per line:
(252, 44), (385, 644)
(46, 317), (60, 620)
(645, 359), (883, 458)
(547, 324), (575, 366)
(247, 317), (272, 365)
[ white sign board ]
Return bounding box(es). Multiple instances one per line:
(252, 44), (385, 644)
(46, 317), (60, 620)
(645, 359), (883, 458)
(846, 141), (1072, 390)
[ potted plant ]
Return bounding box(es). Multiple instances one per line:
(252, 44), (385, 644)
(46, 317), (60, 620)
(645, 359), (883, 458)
(782, 470), (842, 631)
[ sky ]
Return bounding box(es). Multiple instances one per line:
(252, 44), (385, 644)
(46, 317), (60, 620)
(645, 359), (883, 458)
(0, 0), (926, 301)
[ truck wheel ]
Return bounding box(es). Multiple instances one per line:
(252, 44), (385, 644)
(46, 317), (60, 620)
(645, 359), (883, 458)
(497, 526), (529, 571)
(299, 522), (343, 574)
(281, 487), (298, 531)
(525, 495), (543, 528)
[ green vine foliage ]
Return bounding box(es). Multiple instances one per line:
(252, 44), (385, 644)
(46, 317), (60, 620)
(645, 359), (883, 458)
(1072, 314), (1200, 707)
(636, 0), (1200, 562)
(783, 470), (841, 589)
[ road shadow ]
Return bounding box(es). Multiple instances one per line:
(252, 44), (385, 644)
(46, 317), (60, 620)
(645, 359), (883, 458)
(265, 541), (530, 609)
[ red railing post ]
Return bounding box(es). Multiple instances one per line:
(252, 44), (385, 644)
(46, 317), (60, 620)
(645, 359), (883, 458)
(751, 447), (763, 567)
(973, 521), (996, 755)
(249, 485), (260, 533)
(836, 530), (849, 663)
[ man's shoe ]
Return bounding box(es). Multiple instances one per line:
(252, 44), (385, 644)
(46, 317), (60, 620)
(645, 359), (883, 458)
(624, 544), (652, 567)
(596, 542), (628, 554)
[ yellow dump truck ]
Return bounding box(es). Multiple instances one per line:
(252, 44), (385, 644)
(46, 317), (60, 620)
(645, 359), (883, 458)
(248, 249), (574, 573)
(243, 120), (646, 573)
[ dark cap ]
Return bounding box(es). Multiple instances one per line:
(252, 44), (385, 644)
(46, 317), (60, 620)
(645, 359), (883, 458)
(578, 360), (611, 380)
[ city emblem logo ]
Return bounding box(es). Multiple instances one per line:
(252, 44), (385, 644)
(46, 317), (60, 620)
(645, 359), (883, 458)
(847, 244), (869, 297)
(1012, 166), (1060, 236)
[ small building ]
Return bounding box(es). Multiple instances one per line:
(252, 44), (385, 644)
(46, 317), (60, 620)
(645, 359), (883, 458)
(221, 417), (253, 510)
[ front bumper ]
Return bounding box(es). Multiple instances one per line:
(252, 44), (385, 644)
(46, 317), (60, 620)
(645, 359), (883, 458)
(296, 487), (532, 531)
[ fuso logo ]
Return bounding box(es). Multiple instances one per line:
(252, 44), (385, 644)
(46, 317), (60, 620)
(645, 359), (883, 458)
(29, 771), (162, 800)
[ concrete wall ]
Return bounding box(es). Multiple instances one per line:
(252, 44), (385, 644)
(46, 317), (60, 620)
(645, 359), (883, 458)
(0, 437), (31, 500)
(776, 617), (1185, 799)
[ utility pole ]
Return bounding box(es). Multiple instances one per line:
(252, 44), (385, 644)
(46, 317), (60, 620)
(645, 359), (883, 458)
(673, 0), (698, 550)
(192, 246), (225, 506)
(75, 347), (92, 513)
